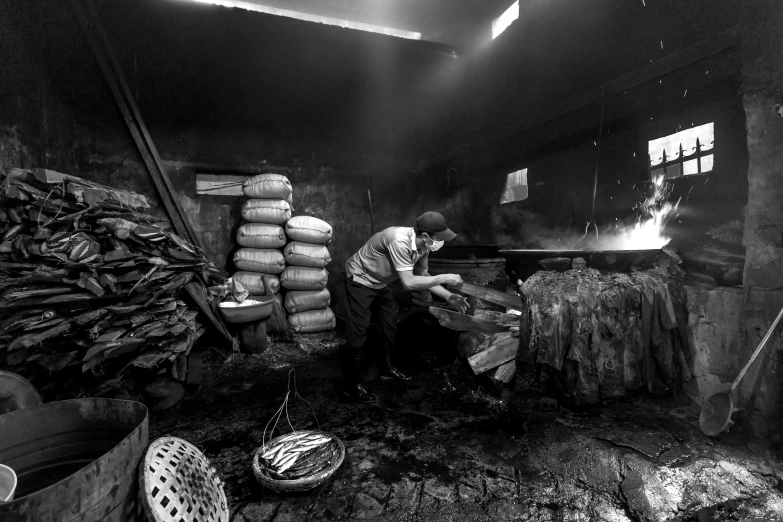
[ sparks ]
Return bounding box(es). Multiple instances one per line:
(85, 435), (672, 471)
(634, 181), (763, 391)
(610, 175), (680, 249)
(586, 174), (680, 251)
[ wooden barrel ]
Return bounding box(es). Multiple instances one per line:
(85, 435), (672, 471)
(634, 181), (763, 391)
(0, 398), (149, 522)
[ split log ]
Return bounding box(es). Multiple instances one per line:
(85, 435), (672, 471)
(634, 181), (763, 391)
(494, 360), (516, 383)
(467, 332), (518, 374)
(430, 303), (521, 380)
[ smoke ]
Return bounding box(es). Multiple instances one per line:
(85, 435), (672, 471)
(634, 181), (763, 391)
(498, 176), (680, 251)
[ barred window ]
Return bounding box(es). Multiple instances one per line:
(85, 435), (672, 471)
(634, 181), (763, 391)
(648, 122), (714, 179)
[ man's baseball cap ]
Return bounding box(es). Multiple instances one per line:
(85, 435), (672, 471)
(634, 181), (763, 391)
(416, 211), (456, 241)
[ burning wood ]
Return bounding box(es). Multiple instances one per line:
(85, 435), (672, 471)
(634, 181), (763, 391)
(0, 169), (226, 409)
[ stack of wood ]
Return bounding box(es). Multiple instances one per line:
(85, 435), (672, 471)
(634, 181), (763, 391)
(430, 306), (521, 386)
(0, 168), (227, 410)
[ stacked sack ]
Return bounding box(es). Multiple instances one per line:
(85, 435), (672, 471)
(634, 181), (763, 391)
(232, 174), (291, 304)
(281, 216), (336, 333)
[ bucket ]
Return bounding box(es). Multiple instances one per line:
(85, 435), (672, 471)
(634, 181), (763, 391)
(0, 398), (148, 522)
(0, 464), (16, 503)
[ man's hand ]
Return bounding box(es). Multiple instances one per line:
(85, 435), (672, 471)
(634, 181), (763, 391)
(440, 273), (463, 287)
(447, 293), (469, 313)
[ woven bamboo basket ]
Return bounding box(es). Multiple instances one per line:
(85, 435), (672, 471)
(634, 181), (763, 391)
(252, 430), (345, 494)
(140, 437), (229, 522)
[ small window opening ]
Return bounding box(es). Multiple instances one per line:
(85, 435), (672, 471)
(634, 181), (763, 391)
(648, 122), (714, 180)
(492, 1), (520, 39)
(500, 169), (528, 204)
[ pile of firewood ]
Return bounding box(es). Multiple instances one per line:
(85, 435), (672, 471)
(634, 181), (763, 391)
(431, 307), (521, 386)
(0, 168), (228, 409)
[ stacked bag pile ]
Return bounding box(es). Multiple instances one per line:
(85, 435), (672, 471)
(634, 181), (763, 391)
(232, 174), (290, 306)
(233, 174), (336, 335)
(282, 215), (335, 333)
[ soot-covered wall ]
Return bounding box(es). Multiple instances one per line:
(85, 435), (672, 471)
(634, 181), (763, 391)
(422, 0), (748, 288)
(0, 0), (489, 296)
(1, 0), (751, 292)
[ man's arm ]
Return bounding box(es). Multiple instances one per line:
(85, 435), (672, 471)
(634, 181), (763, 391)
(429, 283), (454, 301)
(398, 269), (459, 291)
(425, 277), (470, 313)
(398, 271), (469, 312)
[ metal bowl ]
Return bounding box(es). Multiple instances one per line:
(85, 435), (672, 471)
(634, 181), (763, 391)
(218, 297), (274, 324)
(0, 371), (42, 415)
(0, 464), (16, 503)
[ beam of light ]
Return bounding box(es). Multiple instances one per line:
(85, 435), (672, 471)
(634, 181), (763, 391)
(500, 168), (528, 204)
(492, 1), (519, 40)
(182, 0), (422, 40)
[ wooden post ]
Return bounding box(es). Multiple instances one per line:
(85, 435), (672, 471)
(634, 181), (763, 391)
(69, 0), (201, 249)
(237, 319), (269, 355)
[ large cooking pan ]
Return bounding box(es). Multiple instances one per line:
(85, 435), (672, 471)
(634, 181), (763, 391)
(500, 248), (667, 275)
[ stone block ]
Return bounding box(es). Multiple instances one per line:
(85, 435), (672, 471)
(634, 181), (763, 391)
(353, 492), (384, 519)
(458, 483), (481, 502)
(423, 480), (457, 503)
(238, 501), (279, 522)
(386, 477), (422, 512)
(684, 285), (745, 404)
(487, 500), (528, 520)
(271, 503), (309, 522)
(486, 473), (517, 500)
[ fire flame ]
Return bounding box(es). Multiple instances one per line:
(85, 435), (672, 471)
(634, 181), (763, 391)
(516, 175), (681, 252)
(603, 174), (680, 250)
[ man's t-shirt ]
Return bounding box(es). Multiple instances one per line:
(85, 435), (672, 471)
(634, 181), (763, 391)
(345, 227), (429, 289)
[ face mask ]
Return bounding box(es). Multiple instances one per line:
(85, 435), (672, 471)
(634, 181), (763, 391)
(422, 233), (444, 252)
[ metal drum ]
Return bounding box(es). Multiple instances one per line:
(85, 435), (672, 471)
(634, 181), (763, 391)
(429, 244), (508, 290)
(0, 398), (149, 522)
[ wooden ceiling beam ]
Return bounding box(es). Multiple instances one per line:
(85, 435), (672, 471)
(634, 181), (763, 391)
(419, 25), (741, 171)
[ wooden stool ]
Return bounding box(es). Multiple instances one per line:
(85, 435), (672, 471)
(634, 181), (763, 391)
(236, 318), (269, 355)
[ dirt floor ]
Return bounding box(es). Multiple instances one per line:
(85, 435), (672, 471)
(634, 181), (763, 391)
(150, 334), (783, 522)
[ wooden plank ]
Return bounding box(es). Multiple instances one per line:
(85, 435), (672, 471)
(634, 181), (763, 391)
(419, 25), (740, 170)
(493, 360), (516, 383)
(33, 168), (151, 209)
(603, 25), (740, 97)
(69, 0), (201, 249)
(184, 280), (234, 354)
(467, 335), (518, 374)
(428, 306), (507, 334)
(163, 160), (291, 174)
(196, 174), (249, 196)
(32, 168), (81, 184)
(455, 282), (525, 312)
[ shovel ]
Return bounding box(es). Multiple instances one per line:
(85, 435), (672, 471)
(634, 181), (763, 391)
(699, 304), (783, 437)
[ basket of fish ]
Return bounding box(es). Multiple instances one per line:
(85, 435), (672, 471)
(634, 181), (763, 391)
(252, 430), (345, 493)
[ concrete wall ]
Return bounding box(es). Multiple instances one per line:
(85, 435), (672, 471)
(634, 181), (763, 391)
(738, 0), (783, 442)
